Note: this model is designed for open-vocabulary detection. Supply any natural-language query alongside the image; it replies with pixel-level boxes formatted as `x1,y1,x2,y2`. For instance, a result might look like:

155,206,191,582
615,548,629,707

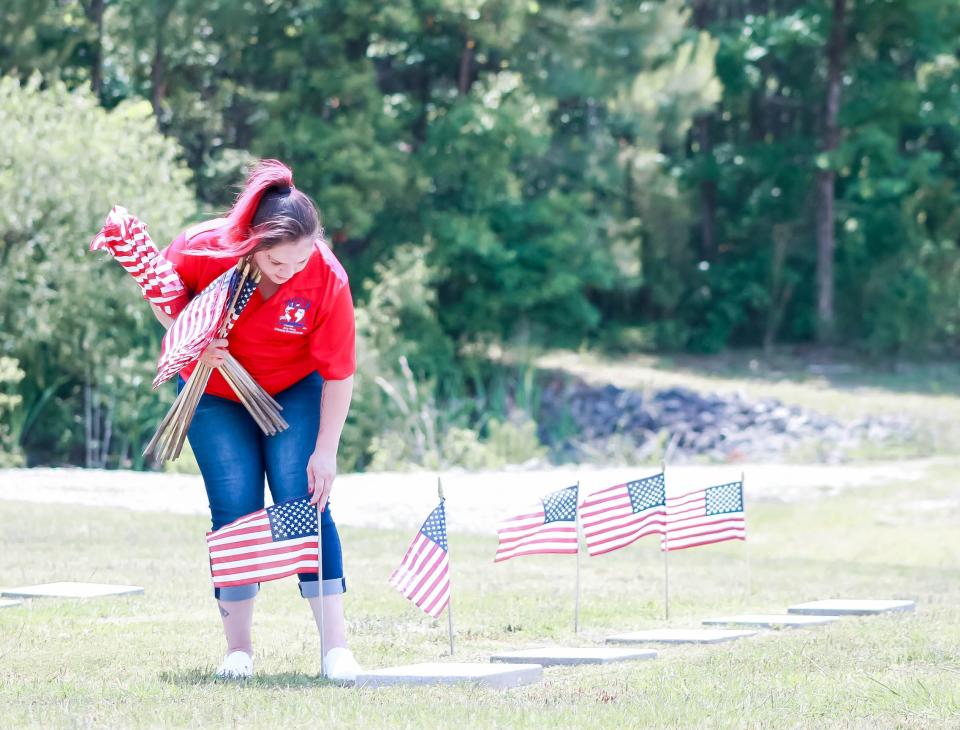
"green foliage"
674,0,960,354
0,75,196,465
8,1,960,469
0,357,25,467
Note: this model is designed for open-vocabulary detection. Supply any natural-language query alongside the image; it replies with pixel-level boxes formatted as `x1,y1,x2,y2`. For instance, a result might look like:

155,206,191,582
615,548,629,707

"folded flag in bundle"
89,206,189,316
662,480,746,552
152,266,239,388
389,501,451,618
494,485,579,562
207,497,319,589
579,473,666,557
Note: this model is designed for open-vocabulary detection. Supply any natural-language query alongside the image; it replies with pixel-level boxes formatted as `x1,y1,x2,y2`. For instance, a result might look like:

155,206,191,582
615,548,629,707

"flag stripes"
390,502,451,618
206,498,320,589
153,267,237,387
494,485,578,562
580,474,666,557
662,481,746,552
90,206,188,315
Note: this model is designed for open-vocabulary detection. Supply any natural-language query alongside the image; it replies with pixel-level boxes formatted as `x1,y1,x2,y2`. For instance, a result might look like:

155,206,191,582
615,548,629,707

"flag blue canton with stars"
542,485,578,524
267,497,318,542
627,473,666,514
420,502,448,551
705,482,744,516
233,277,258,314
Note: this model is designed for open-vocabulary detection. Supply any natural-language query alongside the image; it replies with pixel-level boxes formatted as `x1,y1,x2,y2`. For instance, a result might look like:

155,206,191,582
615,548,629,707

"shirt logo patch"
275,297,311,335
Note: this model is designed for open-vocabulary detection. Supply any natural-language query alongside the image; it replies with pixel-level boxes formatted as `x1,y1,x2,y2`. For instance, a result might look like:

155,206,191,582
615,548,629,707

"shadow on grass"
160,668,344,689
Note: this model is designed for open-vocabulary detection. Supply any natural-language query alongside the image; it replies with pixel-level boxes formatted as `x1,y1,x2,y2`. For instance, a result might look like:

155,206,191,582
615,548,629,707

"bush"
0,74,196,466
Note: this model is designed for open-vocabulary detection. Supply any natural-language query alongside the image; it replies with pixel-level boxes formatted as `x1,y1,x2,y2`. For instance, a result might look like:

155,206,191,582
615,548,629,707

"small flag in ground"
389,501,450,618
153,266,239,387
580,473,666,557
207,497,319,588
662,480,746,552
494,485,579,562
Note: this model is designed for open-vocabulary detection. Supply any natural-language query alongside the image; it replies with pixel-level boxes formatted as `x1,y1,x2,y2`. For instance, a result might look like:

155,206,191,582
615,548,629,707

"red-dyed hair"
187,159,321,258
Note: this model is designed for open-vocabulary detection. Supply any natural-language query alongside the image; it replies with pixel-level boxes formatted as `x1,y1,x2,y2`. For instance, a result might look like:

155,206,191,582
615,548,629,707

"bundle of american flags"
90,206,190,316
145,258,289,462
89,207,288,462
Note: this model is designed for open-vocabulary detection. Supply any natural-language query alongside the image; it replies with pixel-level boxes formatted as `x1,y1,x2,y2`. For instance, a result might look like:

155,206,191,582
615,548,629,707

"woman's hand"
199,338,229,368
307,446,337,511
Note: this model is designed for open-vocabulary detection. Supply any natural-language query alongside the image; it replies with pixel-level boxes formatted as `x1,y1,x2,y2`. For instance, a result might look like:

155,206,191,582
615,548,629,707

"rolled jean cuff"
299,577,347,598
215,583,259,602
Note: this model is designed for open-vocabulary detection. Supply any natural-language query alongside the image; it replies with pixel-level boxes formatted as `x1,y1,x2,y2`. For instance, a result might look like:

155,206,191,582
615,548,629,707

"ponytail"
187,159,320,258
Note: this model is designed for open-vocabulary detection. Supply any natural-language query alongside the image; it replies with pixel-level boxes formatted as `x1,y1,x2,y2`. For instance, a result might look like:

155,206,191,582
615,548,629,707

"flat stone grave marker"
702,614,838,629
788,599,915,616
1,582,144,599
491,647,657,667
0,599,22,608
354,662,543,689
606,628,757,645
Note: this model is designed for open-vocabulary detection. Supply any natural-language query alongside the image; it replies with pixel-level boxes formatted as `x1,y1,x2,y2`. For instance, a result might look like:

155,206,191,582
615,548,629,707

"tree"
814,0,848,343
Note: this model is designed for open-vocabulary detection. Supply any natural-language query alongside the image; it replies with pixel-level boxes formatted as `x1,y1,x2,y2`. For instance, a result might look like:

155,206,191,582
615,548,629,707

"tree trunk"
151,30,166,121
692,0,716,262
458,34,475,96
84,375,93,469
81,0,105,99
815,0,847,343
151,1,177,124
696,114,716,261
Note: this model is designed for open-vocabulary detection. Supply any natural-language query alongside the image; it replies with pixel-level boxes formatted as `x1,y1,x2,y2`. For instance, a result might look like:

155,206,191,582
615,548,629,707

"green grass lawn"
2,463,959,728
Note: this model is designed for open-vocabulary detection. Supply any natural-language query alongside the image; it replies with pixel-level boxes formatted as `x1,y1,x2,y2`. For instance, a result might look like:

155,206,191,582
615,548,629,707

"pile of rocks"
536,379,914,464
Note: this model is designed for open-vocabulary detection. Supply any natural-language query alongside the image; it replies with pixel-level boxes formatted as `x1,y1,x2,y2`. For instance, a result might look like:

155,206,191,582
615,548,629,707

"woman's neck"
258,278,280,300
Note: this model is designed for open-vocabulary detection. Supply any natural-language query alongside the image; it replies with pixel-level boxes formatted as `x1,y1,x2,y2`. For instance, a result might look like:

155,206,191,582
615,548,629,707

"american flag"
580,473,666,557
90,206,188,315
222,274,258,336
207,497,319,588
662,481,746,552
152,266,239,388
389,501,450,618
494,485,579,562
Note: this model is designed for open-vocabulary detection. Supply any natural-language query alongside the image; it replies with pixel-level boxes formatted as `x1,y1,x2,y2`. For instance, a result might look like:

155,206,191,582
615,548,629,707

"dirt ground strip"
0,460,933,534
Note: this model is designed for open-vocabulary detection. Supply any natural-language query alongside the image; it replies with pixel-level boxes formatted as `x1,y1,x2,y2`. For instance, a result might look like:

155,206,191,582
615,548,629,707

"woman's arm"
307,374,355,510
150,303,175,330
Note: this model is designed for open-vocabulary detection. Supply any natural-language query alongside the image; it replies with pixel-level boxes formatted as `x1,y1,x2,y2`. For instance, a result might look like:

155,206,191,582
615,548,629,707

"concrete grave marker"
787,599,915,616
0,598,22,608
702,614,838,629
606,628,757,645
491,647,657,667
1,582,144,599
354,662,543,689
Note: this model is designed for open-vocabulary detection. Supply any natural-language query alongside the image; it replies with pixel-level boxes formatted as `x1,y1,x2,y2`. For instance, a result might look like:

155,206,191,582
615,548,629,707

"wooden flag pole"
574,480,582,634
439,477,455,655
316,498,327,678
661,459,670,621
741,470,751,599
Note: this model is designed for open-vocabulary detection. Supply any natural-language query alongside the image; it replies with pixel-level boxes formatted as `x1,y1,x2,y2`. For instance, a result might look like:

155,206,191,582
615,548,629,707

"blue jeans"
180,372,346,602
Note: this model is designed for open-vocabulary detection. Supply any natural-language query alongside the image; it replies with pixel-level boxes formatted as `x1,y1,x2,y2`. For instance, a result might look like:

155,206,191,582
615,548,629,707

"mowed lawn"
1,465,959,729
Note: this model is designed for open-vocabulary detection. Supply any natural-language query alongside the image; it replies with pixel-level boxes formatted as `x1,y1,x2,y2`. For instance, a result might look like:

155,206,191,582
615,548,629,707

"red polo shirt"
161,219,356,400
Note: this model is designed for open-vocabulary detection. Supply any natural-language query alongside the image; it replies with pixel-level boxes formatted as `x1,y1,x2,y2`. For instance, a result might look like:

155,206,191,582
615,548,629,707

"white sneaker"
323,647,362,682
215,650,253,679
